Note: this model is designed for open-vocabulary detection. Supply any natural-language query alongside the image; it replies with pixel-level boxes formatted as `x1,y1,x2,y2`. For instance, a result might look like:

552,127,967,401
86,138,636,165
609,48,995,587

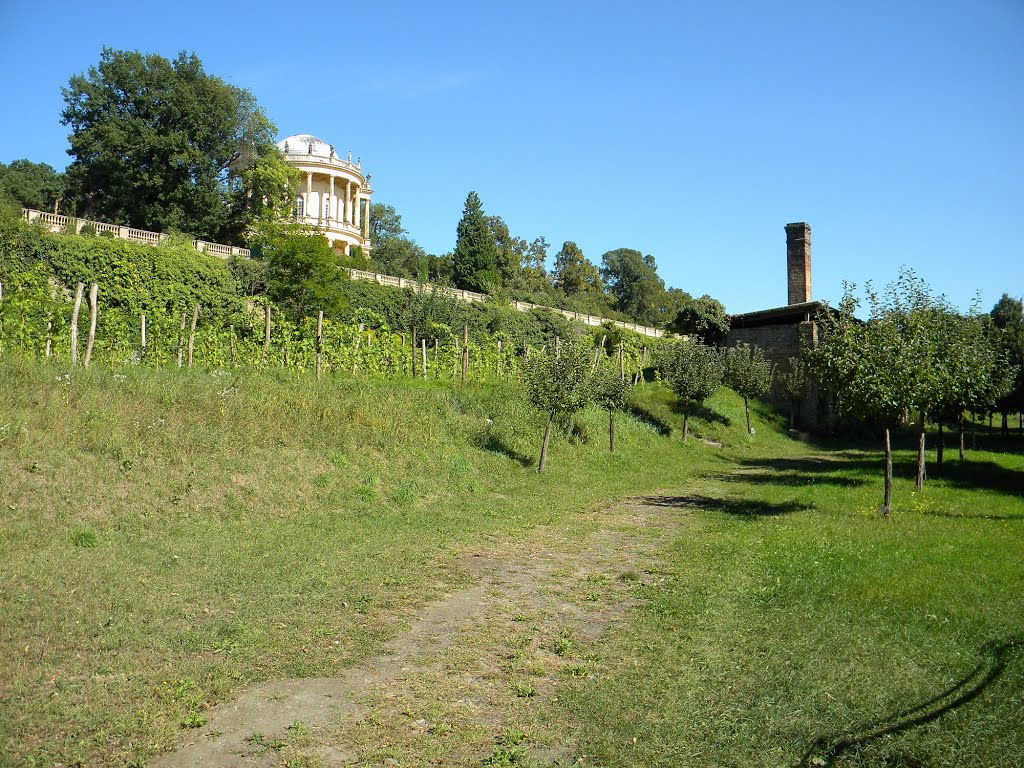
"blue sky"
1,0,1021,314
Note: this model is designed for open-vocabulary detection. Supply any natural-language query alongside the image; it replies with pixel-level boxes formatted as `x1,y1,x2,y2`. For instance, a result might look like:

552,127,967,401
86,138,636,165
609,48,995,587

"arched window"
294,196,304,218
325,197,331,219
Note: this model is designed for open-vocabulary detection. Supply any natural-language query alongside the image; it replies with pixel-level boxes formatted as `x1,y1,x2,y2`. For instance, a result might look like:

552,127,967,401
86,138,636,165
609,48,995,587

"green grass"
553,443,1024,767
1,353,1021,767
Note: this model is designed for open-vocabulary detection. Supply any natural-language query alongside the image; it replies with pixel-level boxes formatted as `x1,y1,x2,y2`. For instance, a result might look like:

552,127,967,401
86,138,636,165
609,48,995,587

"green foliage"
600,248,666,326
723,343,773,401
553,241,604,298
591,364,629,412
264,230,348,319
0,159,67,212
61,47,284,244
660,339,724,439
522,341,593,417
669,294,730,345
369,202,428,278
452,192,499,293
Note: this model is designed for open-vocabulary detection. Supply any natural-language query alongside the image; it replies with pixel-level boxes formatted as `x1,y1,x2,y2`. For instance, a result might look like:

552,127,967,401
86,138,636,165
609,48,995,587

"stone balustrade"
21,209,251,259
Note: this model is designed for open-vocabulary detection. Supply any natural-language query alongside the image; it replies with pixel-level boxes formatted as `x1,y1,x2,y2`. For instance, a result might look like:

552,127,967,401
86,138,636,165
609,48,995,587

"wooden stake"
315,310,324,381
352,323,363,375
618,344,625,381
45,314,53,358
140,313,147,360
421,338,427,380
176,311,187,368
83,283,98,368
70,283,83,366
461,323,469,383
186,302,200,368
555,335,561,359
411,325,417,378
262,305,272,365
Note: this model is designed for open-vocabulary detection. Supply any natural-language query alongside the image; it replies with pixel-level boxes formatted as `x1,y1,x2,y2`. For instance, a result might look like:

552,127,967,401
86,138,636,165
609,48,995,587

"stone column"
328,175,335,222
364,199,371,240
344,180,351,225
355,191,362,229
303,171,313,221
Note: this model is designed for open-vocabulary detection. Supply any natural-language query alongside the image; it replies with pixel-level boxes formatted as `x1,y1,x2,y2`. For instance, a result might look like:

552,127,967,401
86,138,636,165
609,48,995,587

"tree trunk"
744,397,752,435
609,410,615,452
683,408,690,443
915,412,926,492
936,422,944,476
971,411,977,449
883,427,893,516
958,415,965,461
789,404,796,429
262,305,271,365
176,311,186,368
315,310,323,381
1001,412,1008,438
538,412,554,473
186,302,200,368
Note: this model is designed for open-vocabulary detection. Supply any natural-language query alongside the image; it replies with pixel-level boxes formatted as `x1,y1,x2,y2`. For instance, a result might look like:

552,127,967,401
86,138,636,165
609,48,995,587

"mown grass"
554,440,1024,766
0,354,794,766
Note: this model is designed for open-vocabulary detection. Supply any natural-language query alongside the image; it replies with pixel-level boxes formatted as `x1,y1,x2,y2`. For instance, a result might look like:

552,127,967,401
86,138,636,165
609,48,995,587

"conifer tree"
451,191,499,293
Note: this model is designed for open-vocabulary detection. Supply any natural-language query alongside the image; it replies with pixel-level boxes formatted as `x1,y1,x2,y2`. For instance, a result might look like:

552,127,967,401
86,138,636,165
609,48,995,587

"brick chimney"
785,222,811,305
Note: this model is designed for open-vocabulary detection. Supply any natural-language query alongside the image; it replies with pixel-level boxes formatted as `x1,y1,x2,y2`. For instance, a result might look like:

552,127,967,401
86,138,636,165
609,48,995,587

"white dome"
278,133,334,156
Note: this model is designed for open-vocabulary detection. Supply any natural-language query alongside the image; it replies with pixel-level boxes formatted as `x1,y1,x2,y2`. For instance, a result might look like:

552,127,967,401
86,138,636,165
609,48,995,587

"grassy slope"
0,356,794,766
2,355,1021,767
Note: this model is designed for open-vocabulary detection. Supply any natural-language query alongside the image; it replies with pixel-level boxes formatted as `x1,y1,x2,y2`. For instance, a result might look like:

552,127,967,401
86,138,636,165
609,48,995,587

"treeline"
369,191,727,333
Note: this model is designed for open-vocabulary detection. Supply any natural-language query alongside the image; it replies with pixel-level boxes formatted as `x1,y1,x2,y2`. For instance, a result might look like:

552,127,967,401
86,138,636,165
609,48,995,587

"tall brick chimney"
785,222,811,305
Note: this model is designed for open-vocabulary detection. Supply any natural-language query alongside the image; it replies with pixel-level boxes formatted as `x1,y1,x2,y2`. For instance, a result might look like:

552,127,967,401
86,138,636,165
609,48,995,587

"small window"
294,196,304,218
325,198,331,218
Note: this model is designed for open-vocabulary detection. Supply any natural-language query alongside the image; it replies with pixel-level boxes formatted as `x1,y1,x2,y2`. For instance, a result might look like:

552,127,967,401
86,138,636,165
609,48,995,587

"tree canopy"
0,160,66,212
600,248,666,326
660,339,724,441
668,294,730,345
451,191,499,293
369,202,427,278
61,47,292,245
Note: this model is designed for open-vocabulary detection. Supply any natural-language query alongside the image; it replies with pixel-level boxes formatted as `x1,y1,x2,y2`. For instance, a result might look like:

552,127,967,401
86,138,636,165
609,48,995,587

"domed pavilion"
277,134,373,255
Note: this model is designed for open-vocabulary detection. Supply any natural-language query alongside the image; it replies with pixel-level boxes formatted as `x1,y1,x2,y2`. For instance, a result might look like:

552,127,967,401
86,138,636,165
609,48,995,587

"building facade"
278,134,373,255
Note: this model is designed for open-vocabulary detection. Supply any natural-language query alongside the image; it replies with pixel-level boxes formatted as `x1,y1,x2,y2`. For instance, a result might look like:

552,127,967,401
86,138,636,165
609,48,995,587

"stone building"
277,134,373,255
726,222,829,429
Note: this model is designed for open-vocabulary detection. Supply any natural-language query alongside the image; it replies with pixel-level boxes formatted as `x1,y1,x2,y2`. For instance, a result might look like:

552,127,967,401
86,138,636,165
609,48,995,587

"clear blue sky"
1,0,1021,314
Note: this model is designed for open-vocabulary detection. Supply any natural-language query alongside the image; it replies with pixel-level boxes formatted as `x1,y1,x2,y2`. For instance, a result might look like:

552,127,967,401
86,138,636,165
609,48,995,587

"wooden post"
352,323,363,375
883,427,893,515
186,302,200,368
70,283,83,365
140,313,147,360
262,305,272,365
915,411,926,491
176,311,186,368
461,323,469,383
229,324,236,367
315,310,324,381
411,325,417,378
592,347,601,371
83,283,98,368
421,338,427,380
555,335,561,359
618,344,625,381
45,314,53,358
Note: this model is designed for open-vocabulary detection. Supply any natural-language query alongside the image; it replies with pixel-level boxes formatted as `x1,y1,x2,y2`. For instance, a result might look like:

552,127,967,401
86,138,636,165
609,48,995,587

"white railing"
22,209,251,259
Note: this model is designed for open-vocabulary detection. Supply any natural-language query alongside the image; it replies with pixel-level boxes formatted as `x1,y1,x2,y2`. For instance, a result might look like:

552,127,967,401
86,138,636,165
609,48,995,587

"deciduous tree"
723,343,773,435
591,363,629,451
660,339,723,442
522,340,593,472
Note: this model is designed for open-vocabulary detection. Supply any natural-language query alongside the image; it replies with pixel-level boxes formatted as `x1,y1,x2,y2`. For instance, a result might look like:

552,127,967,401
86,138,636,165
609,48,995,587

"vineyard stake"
83,283,98,368
229,324,236,366
186,302,200,368
140,313,147,360
316,310,324,381
176,311,186,367
45,314,53,358
70,282,84,366
461,323,469,383
352,323,363,375
421,338,427,380
262,305,271,366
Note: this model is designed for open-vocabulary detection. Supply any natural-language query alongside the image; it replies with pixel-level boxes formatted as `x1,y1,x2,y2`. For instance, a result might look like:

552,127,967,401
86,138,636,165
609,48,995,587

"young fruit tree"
660,339,723,442
591,363,629,452
723,343,774,436
522,340,593,473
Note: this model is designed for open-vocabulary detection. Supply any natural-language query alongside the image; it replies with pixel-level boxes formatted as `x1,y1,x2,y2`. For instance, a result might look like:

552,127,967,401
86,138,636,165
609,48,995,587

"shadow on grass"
473,432,534,468
672,399,731,427
624,402,672,436
796,638,1023,767
714,470,865,488
639,494,813,518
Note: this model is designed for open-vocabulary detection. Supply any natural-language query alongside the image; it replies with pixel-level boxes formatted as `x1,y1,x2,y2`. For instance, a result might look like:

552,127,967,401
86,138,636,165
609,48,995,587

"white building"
277,134,373,255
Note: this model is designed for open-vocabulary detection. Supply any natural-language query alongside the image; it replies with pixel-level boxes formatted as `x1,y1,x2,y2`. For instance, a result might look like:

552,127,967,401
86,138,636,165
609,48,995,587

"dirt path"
153,496,682,767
